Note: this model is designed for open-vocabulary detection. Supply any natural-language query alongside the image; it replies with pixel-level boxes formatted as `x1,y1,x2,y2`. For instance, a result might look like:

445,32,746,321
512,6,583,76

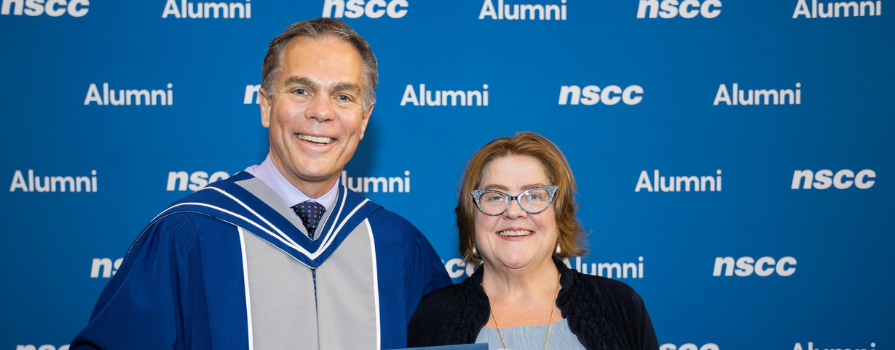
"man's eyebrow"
281,77,360,95
331,82,362,94
282,76,316,88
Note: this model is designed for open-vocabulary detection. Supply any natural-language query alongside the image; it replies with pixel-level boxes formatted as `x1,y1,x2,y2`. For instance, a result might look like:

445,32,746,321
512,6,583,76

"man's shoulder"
363,205,425,247
149,172,260,230
345,190,418,232
123,211,237,260
149,174,252,235
152,211,234,233
367,206,415,230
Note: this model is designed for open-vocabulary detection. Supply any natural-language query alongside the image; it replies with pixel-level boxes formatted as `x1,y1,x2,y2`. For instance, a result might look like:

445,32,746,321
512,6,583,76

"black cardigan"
408,259,659,350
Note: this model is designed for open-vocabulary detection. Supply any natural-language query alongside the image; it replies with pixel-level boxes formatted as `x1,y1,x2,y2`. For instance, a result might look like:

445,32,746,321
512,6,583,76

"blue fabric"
293,201,325,238
71,173,452,350
144,171,381,269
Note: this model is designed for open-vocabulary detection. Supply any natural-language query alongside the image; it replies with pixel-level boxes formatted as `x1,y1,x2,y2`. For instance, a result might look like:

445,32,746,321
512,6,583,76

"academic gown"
71,172,451,350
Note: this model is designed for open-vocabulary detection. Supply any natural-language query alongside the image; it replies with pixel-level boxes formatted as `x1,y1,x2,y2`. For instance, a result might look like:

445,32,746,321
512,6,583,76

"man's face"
260,35,372,196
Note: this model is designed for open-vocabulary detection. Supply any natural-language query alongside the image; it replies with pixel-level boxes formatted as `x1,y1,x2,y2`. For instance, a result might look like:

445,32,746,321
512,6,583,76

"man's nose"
305,95,334,122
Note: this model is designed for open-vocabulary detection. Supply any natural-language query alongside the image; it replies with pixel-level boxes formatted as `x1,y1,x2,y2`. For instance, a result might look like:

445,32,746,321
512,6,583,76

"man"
71,18,451,350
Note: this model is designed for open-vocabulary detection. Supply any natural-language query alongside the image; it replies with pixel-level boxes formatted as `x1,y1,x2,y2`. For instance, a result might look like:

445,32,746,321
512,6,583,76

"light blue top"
475,318,586,350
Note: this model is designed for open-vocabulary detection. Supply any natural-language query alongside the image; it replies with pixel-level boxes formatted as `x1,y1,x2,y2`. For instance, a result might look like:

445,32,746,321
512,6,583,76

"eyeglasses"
470,185,558,216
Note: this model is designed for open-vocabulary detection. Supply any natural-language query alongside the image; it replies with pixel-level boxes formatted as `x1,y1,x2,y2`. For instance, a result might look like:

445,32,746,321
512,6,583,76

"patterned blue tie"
292,201,325,239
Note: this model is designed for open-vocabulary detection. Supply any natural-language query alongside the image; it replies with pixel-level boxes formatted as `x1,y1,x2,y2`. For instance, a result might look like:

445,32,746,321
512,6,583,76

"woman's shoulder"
576,273,643,300
556,260,644,305
559,267,659,350
557,261,648,316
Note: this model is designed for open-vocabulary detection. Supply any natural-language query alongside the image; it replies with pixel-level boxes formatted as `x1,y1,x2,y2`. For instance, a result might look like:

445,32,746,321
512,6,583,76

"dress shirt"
244,154,339,221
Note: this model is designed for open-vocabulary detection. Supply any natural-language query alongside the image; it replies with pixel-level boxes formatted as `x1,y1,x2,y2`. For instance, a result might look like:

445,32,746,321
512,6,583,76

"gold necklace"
482,273,561,350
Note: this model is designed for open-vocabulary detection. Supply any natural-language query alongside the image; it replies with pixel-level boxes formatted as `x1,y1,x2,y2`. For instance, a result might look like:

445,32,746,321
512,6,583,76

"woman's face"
474,155,559,271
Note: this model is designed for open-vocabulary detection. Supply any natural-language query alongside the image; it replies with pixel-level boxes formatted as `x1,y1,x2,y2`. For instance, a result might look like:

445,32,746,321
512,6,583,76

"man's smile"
297,133,334,145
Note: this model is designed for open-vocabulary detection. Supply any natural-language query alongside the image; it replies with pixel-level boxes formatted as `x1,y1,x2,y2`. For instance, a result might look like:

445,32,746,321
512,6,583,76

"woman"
408,132,658,350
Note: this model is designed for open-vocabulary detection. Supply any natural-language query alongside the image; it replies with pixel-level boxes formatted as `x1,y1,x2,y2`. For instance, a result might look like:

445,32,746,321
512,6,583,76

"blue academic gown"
71,172,451,350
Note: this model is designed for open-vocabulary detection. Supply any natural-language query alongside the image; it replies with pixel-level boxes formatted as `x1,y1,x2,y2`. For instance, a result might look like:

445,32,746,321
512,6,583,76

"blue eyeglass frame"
469,185,558,216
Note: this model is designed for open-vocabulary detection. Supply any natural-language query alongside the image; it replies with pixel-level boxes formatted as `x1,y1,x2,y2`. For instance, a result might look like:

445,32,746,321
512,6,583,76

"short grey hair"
261,18,378,112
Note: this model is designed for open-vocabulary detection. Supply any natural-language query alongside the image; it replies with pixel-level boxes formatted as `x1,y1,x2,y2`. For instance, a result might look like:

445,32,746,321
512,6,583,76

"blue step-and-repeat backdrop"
1,1,893,349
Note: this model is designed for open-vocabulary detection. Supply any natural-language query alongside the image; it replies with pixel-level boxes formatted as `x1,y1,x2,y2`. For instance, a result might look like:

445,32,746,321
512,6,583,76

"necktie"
292,201,325,239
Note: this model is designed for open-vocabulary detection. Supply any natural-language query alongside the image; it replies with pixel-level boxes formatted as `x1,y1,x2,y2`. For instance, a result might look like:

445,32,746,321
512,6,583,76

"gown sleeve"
70,213,207,350
406,226,453,314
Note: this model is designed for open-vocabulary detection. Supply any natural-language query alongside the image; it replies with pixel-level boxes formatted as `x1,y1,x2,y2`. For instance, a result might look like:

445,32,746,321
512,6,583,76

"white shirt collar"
244,154,339,213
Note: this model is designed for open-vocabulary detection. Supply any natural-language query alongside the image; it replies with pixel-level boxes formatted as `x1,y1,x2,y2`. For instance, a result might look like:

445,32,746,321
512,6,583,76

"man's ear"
359,103,374,140
260,88,272,128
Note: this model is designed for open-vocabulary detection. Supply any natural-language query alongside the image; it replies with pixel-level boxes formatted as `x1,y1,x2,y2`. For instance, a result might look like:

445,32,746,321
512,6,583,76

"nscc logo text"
636,0,721,19
792,169,875,190
1,0,89,17
713,256,796,277
322,0,408,18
